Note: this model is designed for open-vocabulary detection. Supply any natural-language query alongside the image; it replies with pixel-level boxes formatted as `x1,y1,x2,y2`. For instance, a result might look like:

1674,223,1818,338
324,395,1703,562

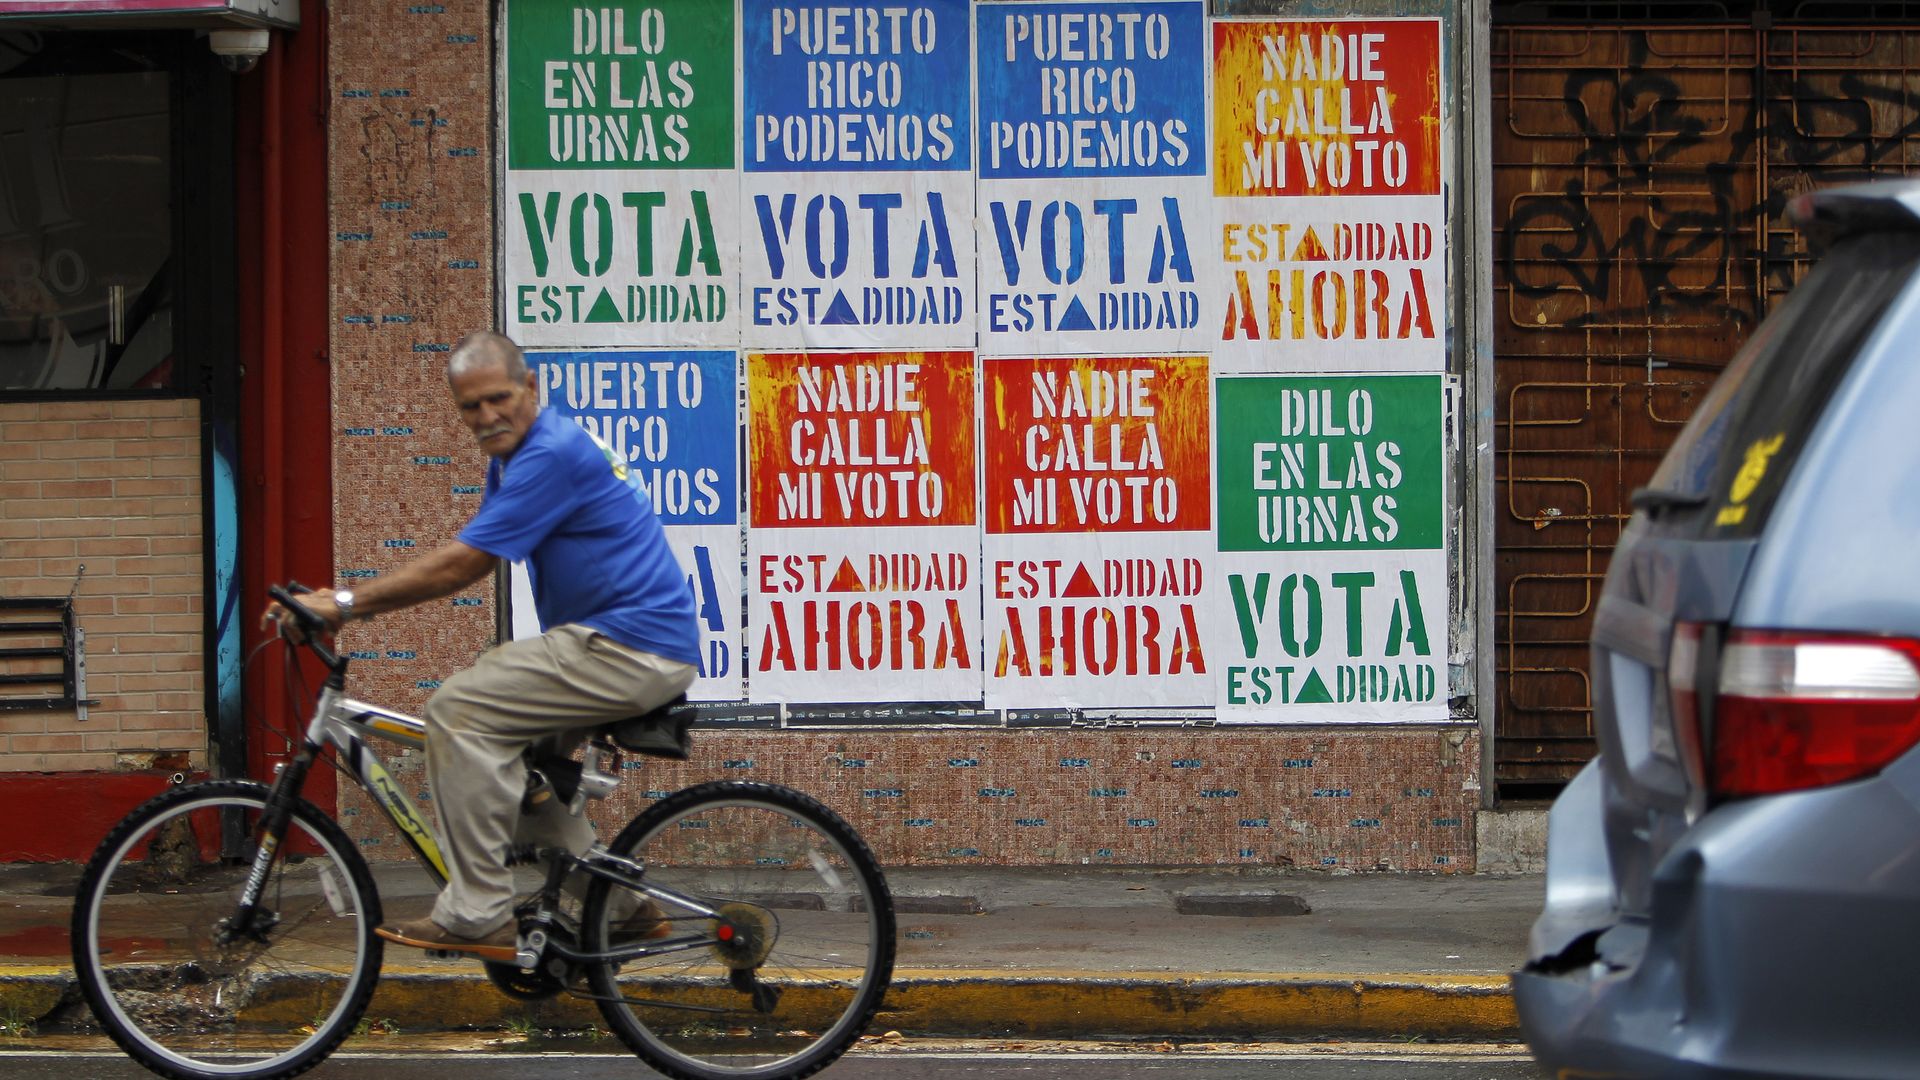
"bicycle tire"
70,780,385,1080
581,781,895,1080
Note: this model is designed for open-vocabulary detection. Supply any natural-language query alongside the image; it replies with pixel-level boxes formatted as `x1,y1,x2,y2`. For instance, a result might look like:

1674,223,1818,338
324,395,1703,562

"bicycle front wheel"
70,780,384,1080
582,781,895,1080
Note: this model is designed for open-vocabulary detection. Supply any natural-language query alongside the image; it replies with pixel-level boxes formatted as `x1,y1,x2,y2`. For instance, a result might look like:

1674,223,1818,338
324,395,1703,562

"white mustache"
477,425,512,439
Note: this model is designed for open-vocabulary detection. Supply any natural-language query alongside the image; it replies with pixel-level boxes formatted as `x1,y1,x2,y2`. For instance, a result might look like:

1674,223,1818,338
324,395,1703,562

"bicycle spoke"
73,784,383,1080
581,783,893,1080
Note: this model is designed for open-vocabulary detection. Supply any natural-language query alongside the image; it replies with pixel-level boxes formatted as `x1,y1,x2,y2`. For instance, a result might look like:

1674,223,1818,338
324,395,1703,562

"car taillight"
1668,621,1706,790
1711,631,1920,798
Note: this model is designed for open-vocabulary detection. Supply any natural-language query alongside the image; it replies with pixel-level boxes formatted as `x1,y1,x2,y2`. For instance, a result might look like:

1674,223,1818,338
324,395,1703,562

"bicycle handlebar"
269,582,346,676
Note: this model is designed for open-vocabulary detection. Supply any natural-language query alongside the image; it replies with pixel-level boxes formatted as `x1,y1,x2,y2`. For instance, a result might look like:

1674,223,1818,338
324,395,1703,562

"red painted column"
236,21,337,806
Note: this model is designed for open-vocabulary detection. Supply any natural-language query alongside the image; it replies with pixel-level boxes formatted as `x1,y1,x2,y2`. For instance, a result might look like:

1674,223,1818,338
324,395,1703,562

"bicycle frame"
246,677,729,969
309,684,451,885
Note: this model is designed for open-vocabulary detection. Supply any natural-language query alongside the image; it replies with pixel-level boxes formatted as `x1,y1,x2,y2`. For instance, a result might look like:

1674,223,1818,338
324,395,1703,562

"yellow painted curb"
3,964,1517,1040
0,967,69,1026
876,972,1517,1040
361,967,1516,1039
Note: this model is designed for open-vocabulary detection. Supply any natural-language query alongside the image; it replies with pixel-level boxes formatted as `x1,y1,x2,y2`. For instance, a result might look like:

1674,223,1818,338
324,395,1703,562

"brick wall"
0,398,206,773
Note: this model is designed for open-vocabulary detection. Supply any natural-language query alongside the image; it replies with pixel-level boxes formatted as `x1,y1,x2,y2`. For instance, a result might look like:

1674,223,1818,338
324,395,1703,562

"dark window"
0,33,175,392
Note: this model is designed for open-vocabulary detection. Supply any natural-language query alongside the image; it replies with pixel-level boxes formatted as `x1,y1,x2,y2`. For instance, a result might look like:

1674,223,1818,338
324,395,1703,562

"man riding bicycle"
262,330,698,960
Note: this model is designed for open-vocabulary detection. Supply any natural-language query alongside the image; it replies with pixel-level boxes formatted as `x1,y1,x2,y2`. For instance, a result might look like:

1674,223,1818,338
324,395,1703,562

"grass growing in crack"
0,1008,32,1038
300,1011,400,1038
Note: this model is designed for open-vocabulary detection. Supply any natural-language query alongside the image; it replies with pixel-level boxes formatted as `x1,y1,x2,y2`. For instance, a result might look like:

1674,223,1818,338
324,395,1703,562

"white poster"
746,349,981,702
749,526,981,702
975,1,1214,357
503,170,742,349
1211,193,1443,373
739,0,975,351
1209,18,1445,373
742,172,974,350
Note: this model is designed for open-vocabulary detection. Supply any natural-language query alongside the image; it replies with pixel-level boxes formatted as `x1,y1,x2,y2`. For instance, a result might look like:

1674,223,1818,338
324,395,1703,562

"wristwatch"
333,589,356,622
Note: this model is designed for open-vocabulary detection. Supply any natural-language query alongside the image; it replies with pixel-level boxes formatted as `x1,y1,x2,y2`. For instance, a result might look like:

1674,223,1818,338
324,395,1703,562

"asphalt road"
0,1044,1545,1079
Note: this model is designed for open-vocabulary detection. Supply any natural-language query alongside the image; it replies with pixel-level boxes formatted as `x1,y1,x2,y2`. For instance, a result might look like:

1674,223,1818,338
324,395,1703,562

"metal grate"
1787,1,1920,20
1491,19,1920,793
1494,1,1738,22
0,598,94,717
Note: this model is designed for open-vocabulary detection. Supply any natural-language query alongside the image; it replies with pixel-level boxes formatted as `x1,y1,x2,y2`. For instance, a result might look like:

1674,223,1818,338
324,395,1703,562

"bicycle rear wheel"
582,781,895,1080
70,780,384,1080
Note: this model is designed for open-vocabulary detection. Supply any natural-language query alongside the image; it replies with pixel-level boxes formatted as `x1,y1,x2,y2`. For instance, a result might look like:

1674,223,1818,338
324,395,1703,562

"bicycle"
70,584,896,1080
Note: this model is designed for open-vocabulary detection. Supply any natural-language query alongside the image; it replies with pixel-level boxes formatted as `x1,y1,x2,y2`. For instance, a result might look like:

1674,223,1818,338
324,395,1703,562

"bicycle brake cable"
243,627,384,783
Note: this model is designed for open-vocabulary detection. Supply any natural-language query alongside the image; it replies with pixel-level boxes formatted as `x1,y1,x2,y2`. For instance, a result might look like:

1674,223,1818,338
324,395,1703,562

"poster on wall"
501,0,742,348
975,0,1213,355
1209,18,1443,372
1210,373,1446,722
746,350,981,702
509,350,744,701
982,355,1211,709
740,0,975,351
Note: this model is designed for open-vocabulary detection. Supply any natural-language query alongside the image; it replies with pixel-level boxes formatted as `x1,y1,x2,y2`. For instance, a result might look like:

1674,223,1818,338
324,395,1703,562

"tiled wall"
327,0,503,842
0,399,205,772
354,727,1479,869
328,0,498,719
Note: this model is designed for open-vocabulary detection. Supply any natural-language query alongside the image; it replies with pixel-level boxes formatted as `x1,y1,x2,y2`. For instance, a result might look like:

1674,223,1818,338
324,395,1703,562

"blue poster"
530,350,738,527
976,0,1205,180
744,0,972,173
525,349,744,698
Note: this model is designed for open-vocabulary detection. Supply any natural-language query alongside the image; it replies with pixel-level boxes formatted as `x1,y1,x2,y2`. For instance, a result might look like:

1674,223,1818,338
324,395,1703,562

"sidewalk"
0,863,1537,1041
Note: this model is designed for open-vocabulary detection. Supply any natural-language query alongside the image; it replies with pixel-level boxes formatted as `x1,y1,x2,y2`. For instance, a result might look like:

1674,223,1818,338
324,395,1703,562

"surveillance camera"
208,28,270,73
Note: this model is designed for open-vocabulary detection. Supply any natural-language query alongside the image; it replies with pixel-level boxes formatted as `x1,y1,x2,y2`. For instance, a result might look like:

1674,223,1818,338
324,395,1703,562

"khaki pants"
423,623,695,936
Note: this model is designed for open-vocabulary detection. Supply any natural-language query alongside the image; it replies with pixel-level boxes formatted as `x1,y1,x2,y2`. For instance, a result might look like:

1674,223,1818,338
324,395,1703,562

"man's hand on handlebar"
259,592,342,643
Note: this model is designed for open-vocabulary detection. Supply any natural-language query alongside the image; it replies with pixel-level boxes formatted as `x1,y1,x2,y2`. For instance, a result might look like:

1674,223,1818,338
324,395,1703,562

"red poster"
748,350,976,530
1212,19,1442,198
984,356,1210,535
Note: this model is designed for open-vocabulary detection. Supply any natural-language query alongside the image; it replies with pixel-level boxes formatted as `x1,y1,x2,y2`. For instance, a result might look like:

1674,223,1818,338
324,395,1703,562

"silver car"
1514,180,1920,1080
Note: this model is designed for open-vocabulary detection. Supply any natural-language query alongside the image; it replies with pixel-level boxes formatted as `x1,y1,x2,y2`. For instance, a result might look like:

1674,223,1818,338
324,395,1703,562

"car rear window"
1645,232,1920,539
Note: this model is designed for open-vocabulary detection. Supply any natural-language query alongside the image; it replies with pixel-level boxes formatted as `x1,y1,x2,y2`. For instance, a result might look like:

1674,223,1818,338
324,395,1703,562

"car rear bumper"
1516,755,1920,1080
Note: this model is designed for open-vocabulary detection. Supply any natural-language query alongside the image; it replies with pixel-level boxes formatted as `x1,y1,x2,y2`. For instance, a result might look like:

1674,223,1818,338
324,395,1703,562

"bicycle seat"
593,694,696,761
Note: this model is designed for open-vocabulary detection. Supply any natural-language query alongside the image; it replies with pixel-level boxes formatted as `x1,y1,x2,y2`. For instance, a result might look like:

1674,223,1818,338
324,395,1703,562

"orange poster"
747,350,977,530
983,356,1210,535
981,355,1214,710
1212,19,1441,198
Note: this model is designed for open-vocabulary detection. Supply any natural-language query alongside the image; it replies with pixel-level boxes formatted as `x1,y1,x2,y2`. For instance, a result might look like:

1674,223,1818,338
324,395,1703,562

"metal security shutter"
1491,3,1920,795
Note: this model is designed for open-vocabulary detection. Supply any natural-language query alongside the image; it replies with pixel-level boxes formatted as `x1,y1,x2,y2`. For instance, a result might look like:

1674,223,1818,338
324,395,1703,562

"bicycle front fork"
221,743,321,942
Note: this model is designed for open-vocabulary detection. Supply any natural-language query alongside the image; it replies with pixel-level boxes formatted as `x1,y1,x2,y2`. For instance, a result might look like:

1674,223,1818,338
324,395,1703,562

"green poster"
1216,375,1443,553
505,0,734,171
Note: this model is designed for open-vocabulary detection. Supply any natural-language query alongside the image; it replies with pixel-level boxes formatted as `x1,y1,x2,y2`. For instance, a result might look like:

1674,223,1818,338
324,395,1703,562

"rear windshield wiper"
1630,486,1710,514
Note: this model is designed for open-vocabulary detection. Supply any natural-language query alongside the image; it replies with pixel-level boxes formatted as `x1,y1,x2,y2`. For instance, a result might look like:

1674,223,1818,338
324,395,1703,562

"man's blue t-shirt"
458,409,699,665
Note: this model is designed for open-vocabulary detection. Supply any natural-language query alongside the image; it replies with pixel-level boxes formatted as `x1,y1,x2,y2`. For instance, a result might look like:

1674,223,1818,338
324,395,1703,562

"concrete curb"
0,966,66,1028
1,964,1518,1041
879,971,1517,1041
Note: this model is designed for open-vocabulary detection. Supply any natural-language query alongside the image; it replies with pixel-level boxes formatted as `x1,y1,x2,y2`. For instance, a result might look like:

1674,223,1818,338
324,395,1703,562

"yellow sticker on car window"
1716,433,1784,526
